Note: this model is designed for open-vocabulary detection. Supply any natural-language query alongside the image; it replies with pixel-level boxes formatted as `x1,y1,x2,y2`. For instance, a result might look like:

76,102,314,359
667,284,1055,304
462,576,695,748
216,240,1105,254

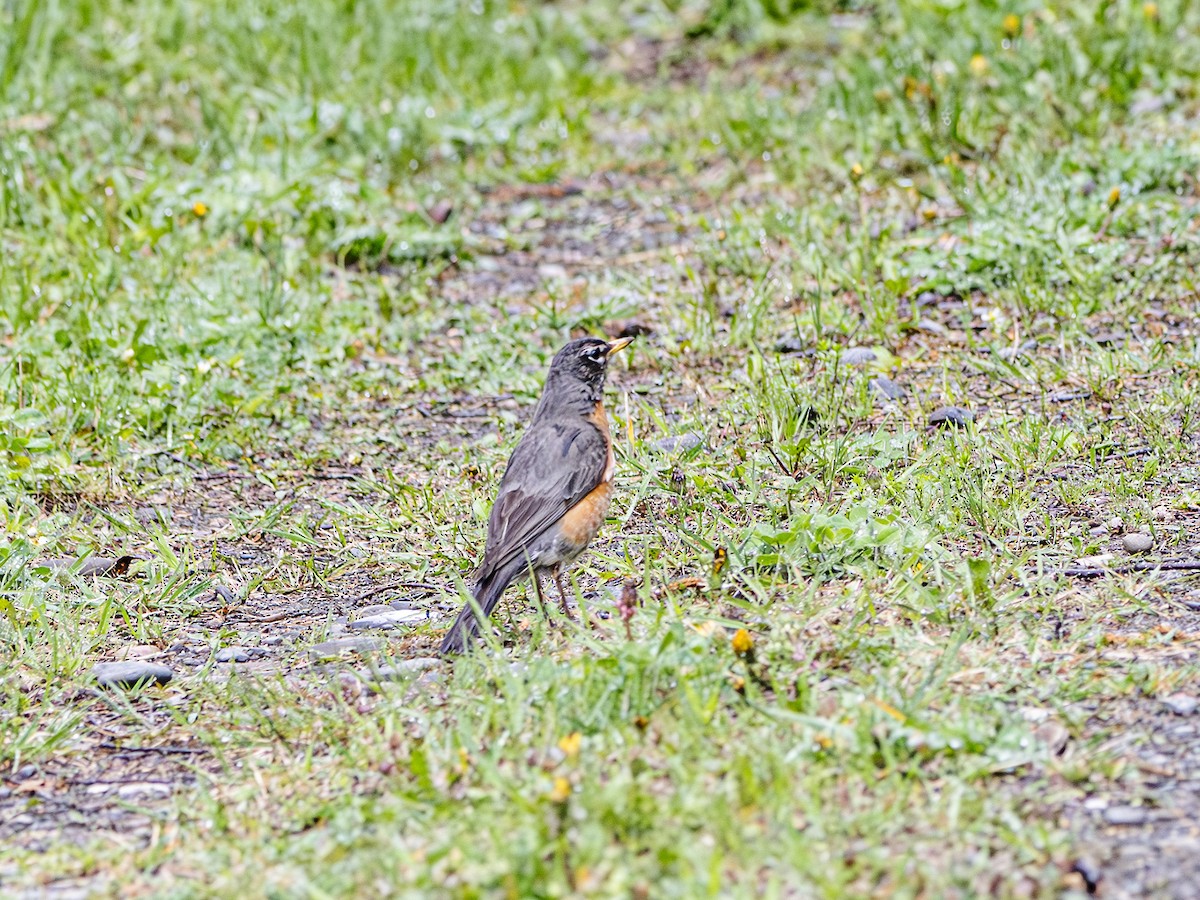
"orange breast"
558,480,613,549
558,401,615,551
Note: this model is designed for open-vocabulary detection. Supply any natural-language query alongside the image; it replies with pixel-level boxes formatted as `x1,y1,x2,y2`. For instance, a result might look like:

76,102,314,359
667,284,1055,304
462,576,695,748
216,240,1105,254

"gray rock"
215,647,250,663
929,406,974,428
841,347,878,366
361,658,442,681
16,764,36,780
774,337,810,355
354,604,395,618
1034,720,1070,756
116,782,171,799
653,433,704,454
260,636,284,646
1103,805,1148,826
1163,694,1198,716
309,636,383,659
869,376,906,401
347,609,429,630
1122,532,1154,554
92,661,174,689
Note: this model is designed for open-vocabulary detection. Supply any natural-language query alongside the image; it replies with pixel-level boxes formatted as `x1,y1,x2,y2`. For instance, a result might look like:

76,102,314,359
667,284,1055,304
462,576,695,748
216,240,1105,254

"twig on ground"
1059,559,1200,578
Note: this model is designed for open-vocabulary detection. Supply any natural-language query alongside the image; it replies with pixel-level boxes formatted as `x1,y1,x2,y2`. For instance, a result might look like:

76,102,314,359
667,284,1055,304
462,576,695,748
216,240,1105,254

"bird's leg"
532,572,552,621
553,567,576,621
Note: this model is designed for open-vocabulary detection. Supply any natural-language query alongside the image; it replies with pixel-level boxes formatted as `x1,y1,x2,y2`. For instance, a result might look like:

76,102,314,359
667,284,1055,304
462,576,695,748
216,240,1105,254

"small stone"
653,433,704,454
1107,516,1124,531
212,585,237,604
1075,554,1114,569
115,644,161,661
17,764,36,780
1103,805,1147,826
1163,694,1198,716
116,782,171,799
1122,533,1154,554
92,661,174,689
260,636,284,646
1034,720,1070,756
868,376,906,401
774,337,810,355
309,636,383,659
427,199,453,224
354,604,395,618
537,263,568,281
361,658,442,681
347,609,429,631
841,347,878,366
929,406,974,428
215,647,250,663
1070,858,1101,894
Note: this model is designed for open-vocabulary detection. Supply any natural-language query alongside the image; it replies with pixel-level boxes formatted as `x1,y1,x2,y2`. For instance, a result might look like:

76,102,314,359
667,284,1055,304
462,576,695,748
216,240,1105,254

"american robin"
438,336,634,655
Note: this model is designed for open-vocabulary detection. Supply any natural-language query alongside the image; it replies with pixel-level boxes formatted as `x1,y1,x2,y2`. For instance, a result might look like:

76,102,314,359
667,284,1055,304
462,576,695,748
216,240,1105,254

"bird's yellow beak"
606,336,635,356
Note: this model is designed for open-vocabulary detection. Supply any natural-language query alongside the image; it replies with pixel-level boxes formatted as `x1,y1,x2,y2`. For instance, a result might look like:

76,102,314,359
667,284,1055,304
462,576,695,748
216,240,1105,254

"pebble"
309,636,383,659
1163,694,1198,716
653,433,704,454
212,585,237,604
537,263,568,281
92,661,174,689
115,644,161,660
215,647,250,663
1034,720,1070,756
1122,533,1154,554
355,604,395,618
868,376,906,401
1107,516,1124,531
360,658,442,681
116,782,172,799
1070,858,1101,893
928,406,974,428
841,347,877,366
260,636,284,646
17,764,36,780
347,609,429,631
1103,805,1148,826
774,337,810,355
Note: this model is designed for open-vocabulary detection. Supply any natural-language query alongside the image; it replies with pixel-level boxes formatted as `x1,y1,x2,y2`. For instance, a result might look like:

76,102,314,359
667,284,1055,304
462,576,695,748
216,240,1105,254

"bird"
438,335,634,655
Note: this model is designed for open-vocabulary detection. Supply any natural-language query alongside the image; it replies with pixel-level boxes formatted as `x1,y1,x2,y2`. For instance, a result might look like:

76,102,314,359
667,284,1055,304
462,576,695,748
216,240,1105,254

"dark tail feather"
438,563,520,655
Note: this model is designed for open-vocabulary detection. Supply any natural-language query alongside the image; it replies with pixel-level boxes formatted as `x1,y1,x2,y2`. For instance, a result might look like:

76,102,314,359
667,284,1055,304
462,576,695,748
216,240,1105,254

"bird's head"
541,336,634,405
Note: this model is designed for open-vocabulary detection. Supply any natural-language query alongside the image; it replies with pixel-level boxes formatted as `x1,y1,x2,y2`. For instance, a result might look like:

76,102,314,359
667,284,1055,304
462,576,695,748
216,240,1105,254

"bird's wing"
479,419,609,573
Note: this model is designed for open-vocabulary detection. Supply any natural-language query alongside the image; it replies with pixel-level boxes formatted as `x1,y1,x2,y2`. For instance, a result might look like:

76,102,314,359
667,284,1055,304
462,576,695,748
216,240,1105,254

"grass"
3,0,1200,896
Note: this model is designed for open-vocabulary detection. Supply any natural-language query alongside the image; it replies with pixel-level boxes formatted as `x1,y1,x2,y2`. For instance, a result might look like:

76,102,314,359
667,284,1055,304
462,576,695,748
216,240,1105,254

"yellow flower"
849,163,865,182
1143,2,1158,20
1108,187,1121,208
549,776,571,803
969,54,989,77
732,628,754,657
192,201,208,218
1002,14,1021,37
557,732,582,759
